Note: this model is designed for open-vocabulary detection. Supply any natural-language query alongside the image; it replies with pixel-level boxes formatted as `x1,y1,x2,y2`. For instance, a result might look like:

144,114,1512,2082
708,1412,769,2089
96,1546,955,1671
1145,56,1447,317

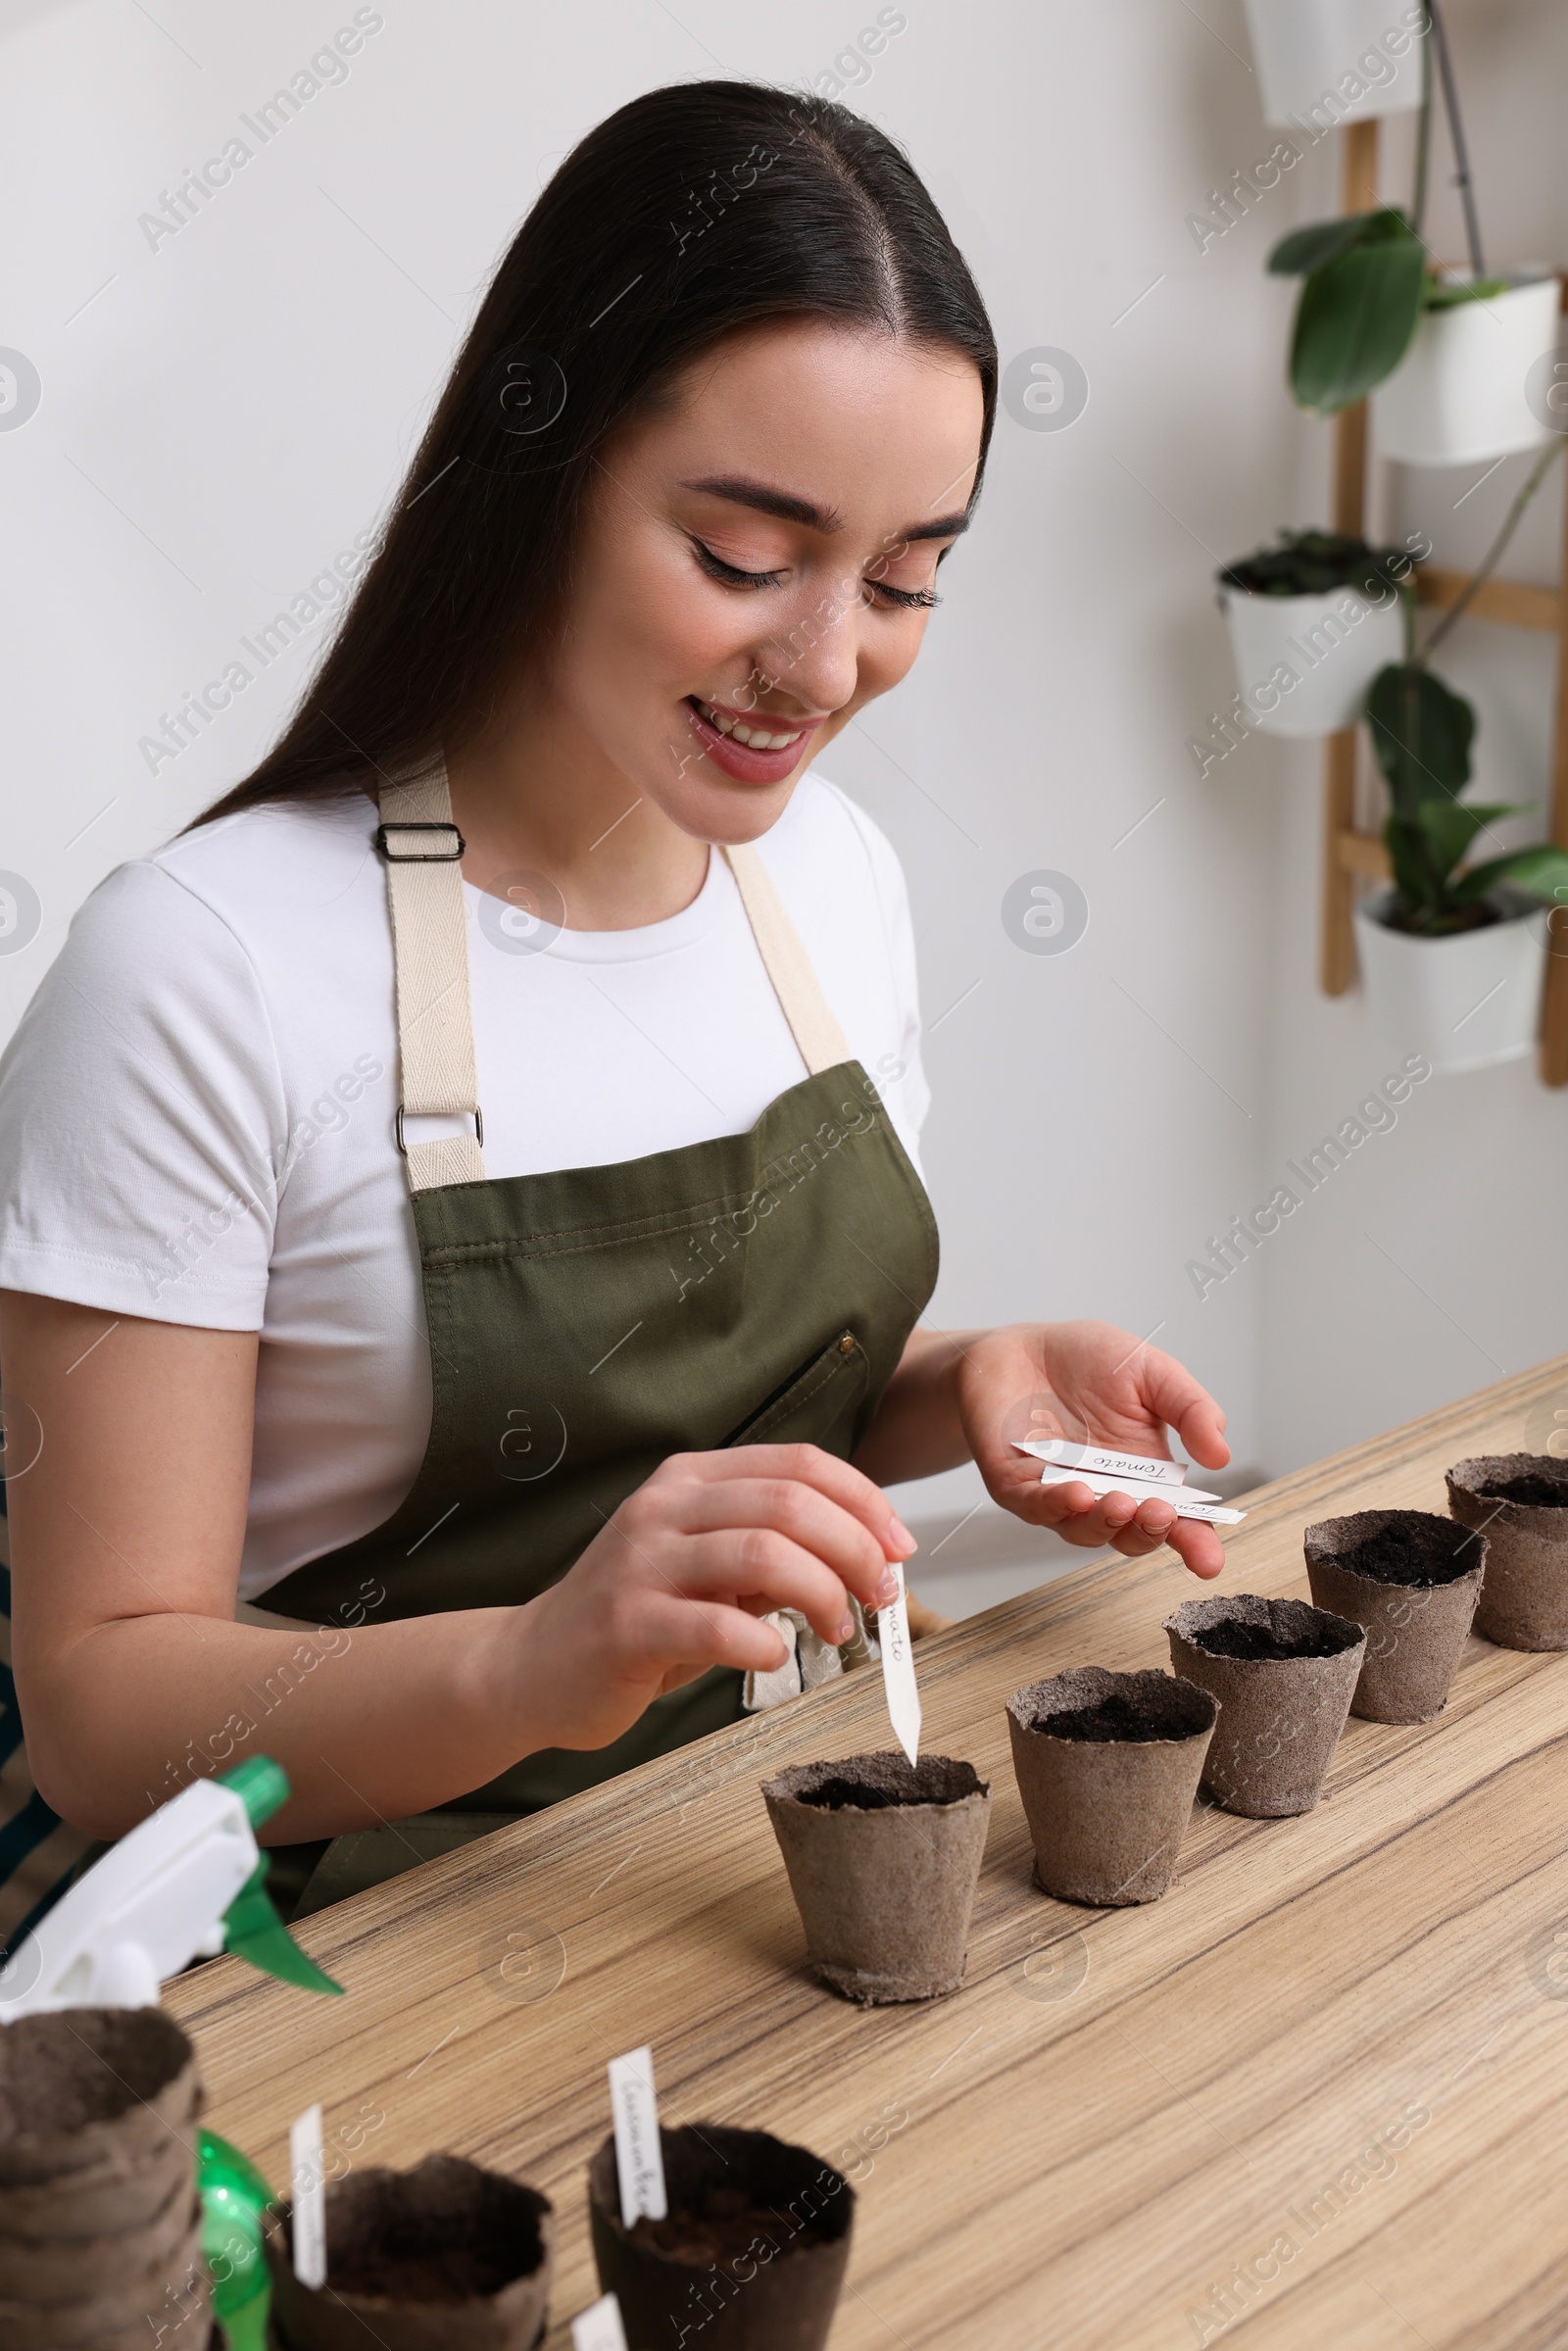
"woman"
0,82,1229,1922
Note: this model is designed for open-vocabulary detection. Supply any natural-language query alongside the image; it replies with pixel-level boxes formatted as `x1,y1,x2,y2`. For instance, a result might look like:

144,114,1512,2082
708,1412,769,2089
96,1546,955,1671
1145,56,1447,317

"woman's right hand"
505,1444,916,1752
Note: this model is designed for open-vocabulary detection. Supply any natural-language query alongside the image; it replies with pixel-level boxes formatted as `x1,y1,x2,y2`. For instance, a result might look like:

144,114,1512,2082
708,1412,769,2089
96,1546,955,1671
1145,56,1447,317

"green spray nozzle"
218,1759,343,1998
220,1754,292,1833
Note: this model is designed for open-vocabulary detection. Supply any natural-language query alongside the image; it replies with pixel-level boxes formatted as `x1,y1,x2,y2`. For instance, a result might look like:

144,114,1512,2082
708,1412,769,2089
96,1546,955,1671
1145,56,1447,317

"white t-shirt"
0,774,929,1599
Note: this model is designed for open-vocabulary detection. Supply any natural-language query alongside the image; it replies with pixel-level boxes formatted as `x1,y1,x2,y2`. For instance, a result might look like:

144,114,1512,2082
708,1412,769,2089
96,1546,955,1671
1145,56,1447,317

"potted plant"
1005,1668,1216,1906
1217,529,1412,738
1447,1452,1568,1649
588,2123,854,2351
1242,0,1428,132
760,1752,990,2004
1303,1509,1485,1721
1266,1,1559,465
1164,1594,1365,1817
1353,534,1568,1070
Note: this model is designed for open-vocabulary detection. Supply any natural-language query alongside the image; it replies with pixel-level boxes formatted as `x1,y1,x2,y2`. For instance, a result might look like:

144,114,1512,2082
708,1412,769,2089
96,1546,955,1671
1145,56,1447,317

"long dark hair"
197,80,997,825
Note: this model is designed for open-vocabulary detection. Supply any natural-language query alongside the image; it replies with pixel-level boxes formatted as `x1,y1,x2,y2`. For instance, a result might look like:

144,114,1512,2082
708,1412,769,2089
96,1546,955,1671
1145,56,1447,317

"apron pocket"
722,1329,869,1452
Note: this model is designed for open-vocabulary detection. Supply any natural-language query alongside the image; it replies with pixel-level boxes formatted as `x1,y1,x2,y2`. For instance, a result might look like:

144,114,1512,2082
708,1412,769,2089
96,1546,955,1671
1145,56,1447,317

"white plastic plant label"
1021,1438,1192,1489
289,2101,327,2289
572,2292,629,2351
1010,1442,1246,1526
878,1559,922,1766
609,2045,666,2228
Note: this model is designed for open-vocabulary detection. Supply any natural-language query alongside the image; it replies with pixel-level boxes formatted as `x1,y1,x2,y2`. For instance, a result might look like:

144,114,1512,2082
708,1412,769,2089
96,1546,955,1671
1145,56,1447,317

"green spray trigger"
218,1760,343,1997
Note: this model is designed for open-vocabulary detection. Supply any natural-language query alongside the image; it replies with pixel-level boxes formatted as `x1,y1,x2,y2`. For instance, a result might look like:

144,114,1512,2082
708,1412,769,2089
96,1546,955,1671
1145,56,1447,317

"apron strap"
721,843,850,1076
377,768,851,1195
377,760,486,1191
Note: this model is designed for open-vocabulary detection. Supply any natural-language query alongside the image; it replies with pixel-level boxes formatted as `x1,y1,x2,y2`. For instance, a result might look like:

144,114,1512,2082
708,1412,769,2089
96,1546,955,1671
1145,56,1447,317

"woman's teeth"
693,698,805,752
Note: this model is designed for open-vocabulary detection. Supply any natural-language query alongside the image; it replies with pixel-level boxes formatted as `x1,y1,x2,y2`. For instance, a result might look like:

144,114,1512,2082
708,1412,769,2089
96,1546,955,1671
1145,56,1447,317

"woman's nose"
753,580,862,717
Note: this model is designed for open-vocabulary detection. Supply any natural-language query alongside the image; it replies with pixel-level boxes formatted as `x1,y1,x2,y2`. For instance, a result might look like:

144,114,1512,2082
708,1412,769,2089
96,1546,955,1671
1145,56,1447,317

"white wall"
2,0,1561,1560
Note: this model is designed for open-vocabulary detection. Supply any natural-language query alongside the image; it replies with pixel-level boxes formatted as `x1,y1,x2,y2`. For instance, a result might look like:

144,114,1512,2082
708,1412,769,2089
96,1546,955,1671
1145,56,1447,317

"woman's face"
535,318,985,845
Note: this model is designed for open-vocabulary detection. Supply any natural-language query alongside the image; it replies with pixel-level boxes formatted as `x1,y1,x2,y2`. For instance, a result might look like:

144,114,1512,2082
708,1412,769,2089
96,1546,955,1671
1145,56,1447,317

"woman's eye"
690,536,941,611
869,579,941,611
690,538,787,590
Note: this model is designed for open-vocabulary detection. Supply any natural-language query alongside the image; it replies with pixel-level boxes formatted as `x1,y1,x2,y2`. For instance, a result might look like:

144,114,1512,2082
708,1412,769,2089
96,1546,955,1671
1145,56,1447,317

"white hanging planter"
1222,584,1405,738
1373,276,1560,467
1354,887,1547,1073
1242,0,1427,129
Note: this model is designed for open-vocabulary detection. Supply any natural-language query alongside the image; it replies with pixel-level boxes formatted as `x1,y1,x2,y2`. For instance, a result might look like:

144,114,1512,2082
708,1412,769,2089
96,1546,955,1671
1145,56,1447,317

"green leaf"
1384,813,1443,916
1452,843,1568,904
1267,208,1410,276
1365,663,1475,817
1289,232,1427,413
1414,801,1516,894
1268,215,1376,276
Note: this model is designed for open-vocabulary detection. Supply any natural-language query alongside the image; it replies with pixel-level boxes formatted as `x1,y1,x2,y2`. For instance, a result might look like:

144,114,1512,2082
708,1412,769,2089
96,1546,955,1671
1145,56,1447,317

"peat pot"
0,2008,205,2351
1304,1509,1484,1722
1165,1594,1365,1817
589,2124,853,2351
267,2155,554,2351
1448,1452,1568,1649
1006,1668,1216,1906
761,1752,990,2004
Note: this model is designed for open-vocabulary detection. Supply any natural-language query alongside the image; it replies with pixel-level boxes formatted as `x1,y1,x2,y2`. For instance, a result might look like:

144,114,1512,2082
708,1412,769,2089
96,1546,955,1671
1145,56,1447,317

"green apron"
260,761,938,1918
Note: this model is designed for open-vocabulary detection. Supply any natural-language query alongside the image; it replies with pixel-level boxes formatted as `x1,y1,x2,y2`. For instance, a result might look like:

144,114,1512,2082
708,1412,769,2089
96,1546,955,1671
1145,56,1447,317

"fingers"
635,1587,798,1677
670,1529,864,1647
676,1476,898,1612
678,1445,916,1563
1133,1347,1231,1471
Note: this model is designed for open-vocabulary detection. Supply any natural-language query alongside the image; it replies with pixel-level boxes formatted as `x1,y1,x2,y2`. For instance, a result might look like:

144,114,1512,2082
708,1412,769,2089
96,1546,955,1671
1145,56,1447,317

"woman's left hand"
956,1319,1231,1579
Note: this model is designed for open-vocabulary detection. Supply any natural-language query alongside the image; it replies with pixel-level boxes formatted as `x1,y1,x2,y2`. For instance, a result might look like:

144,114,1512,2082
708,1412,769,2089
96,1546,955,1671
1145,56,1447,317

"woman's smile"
684,693,824,783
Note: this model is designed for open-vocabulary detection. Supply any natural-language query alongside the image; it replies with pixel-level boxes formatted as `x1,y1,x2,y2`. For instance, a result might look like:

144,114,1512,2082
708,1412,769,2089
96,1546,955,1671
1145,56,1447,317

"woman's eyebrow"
677,474,970,544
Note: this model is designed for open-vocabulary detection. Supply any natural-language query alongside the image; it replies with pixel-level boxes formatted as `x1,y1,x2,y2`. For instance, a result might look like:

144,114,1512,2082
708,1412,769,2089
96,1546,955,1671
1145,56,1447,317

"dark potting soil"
1341,1517,1481,1585
1375,899,1501,938
1194,1616,1350,1662
326,2245,518,2302
300,2156,548,2306
1037,1693,1187,1743
1477,1469,1568,1508
0,2009,192,2138
629,2186,823,2271
791,1753,986,1810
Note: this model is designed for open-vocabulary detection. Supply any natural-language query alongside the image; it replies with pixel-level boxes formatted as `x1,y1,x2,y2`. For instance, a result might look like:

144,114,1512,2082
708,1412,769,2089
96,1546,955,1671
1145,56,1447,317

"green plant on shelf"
1263,0,1519,416
1249,0,1568,939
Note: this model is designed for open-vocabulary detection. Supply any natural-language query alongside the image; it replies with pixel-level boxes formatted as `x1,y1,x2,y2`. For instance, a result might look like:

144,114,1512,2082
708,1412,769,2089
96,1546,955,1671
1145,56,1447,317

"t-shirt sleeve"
0,860,288,1330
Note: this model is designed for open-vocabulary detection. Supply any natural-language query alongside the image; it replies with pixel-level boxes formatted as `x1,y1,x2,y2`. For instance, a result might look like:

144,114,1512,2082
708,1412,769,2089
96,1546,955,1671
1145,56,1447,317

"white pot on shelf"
1372,276,1560,467
1221,583,1405,739
1353,887,1547,1073
1242,0,1426,128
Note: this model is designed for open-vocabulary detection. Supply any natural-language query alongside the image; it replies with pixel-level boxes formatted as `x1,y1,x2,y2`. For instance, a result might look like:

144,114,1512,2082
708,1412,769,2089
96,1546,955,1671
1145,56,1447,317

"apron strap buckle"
376,820,466,861
396,1103,484,1154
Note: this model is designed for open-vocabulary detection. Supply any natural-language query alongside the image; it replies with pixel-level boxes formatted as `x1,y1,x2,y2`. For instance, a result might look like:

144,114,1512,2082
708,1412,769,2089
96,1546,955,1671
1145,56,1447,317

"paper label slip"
1017,1439,1191,1489
609,2046,666,2228
289,2102,327,2289
878,1559,922,1767
1030,1465,1245,1525
573,2292,629,2351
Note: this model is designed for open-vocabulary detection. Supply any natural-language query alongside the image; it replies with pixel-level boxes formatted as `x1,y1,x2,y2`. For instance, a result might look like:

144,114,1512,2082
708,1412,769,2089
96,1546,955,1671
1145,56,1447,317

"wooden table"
170,1359,1568,2349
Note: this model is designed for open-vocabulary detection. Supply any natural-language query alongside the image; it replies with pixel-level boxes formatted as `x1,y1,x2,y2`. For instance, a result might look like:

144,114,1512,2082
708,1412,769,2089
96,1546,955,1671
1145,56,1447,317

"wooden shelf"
1321,121,1568,1085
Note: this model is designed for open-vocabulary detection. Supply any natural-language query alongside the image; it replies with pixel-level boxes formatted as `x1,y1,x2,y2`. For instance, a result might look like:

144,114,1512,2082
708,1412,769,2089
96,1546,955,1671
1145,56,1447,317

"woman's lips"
683,696,820,783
